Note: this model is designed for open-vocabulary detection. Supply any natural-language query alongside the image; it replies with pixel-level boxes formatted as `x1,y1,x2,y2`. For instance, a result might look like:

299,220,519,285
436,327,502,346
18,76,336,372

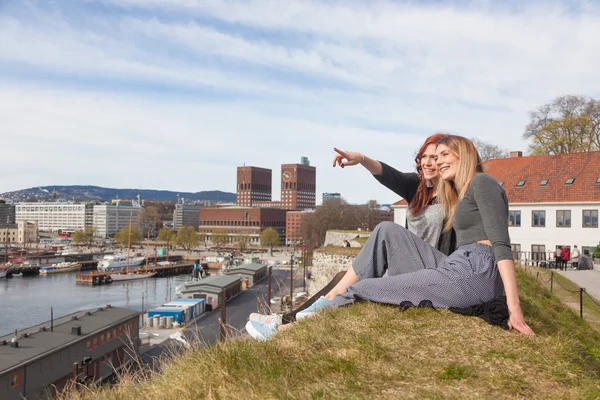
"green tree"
211,229,228,249
73,227,95,246
234,233,251,252
158,227,176,249
176,226,199,251
523,95,600,155
114,225,142,247
260,227,280,255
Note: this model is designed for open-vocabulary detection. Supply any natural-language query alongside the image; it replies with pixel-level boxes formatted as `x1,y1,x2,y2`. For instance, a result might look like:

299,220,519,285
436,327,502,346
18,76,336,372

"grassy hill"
60,268,600,400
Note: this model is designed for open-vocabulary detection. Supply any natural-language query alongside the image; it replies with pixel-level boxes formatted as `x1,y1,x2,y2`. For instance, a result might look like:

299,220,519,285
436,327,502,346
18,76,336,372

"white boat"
39,262,81,274
0,268,7,279
110,271,157,281
97,255,145,272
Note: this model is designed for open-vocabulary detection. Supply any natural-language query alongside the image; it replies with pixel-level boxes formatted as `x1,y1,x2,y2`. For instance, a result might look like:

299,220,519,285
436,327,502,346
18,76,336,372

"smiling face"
419,144,439,182
435,143,460,182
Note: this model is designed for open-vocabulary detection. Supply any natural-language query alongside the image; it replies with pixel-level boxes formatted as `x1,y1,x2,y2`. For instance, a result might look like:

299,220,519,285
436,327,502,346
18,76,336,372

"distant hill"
0,185,236,203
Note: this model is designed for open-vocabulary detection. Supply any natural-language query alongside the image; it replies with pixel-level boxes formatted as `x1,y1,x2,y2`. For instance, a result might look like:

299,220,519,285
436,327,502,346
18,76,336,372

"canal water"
1,272,194,337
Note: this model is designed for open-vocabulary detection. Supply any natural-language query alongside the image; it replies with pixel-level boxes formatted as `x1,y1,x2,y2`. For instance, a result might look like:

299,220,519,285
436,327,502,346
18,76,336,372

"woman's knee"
374,221,405,237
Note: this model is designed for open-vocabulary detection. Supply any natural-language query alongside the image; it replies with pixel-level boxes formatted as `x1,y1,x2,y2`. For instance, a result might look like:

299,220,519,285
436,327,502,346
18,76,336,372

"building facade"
236,166,272,206
281,162,316,210
392,151,600,261
0,306,139,400
198,207,287,245
0,200,15,227
92,205,141,238
285,210,314,245
322,192,341,203
224,263,267,286
15,202,88,233
178,275,243,308
172,204,202,230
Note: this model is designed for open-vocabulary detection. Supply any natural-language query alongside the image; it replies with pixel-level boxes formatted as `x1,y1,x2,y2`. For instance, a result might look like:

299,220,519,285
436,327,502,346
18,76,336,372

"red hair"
408,133,449,216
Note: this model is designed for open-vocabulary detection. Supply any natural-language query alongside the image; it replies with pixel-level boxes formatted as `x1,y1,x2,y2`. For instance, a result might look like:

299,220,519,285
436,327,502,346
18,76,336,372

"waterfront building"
281,160,316,210
172,204,202,231
285,210,314,246
15,202,93,233
322,192,341,203
0,221,39,245
236,166,272,206
92,204,141,238
0,200,15,227
178,275,243,308
0,306,139,400
224,263,267,286
198,207,286,245
236,157,316,211
393,151,600,261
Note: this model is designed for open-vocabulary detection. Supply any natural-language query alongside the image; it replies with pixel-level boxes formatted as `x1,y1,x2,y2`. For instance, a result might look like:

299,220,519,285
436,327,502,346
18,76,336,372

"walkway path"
556,270,600,301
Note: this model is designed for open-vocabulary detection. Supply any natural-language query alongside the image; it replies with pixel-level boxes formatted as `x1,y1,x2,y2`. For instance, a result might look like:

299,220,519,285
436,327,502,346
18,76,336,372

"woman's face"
420,144,439,181
436,144,459,181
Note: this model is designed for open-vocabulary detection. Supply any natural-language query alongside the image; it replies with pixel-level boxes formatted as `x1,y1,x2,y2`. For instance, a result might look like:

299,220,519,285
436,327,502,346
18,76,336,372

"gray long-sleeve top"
453,173,513,263
373,162,455,256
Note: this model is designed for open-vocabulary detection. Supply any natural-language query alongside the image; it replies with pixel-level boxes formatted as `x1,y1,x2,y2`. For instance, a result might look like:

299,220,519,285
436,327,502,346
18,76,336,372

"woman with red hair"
246,134,454,339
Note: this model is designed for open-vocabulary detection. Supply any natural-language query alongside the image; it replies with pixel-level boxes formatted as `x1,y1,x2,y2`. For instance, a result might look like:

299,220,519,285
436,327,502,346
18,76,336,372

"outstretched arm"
333,148,382,175
497,259,535,336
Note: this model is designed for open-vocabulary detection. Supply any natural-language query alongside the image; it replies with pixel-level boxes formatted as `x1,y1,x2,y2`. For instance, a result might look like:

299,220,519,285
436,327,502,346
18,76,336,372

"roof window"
516,180,526,187
498,182,504,187
540,180,549,186
596,177,600,184
565,178,575,185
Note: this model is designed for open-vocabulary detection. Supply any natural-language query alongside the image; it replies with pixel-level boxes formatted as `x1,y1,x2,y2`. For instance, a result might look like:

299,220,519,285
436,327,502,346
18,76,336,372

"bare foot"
277,322,296,332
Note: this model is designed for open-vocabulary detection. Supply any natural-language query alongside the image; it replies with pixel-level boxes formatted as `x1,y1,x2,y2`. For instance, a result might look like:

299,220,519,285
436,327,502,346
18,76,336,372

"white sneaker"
248,313,282,325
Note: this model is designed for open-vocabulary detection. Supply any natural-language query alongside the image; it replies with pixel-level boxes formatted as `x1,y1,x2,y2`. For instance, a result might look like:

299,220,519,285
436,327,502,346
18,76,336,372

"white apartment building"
93,204,141,238
392,151,600,262
15,202,91,233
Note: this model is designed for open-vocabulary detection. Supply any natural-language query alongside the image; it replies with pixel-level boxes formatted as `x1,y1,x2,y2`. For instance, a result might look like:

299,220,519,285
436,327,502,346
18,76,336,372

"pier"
76,262,196,285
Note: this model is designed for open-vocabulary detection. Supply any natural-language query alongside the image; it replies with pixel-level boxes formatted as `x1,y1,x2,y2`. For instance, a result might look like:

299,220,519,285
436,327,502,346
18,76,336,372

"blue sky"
1,0,600,204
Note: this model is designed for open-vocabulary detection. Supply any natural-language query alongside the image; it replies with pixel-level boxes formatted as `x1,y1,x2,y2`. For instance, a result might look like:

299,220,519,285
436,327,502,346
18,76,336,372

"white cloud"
1,0,600,203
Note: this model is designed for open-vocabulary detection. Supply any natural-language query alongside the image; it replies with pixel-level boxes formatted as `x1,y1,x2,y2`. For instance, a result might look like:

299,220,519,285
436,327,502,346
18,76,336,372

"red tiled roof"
484,151,600,203
392,199,407,206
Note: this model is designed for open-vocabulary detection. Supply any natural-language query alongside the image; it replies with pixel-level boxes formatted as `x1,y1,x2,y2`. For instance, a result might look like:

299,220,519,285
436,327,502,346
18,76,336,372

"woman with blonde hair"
248,135,534,338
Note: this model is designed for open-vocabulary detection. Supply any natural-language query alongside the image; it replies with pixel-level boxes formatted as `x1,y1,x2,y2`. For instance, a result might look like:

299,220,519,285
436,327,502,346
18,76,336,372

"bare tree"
471,138,508,162
523,95,600,155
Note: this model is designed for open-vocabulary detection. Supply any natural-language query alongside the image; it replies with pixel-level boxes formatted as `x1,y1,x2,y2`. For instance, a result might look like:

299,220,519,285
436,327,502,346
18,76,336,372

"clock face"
282,171,292,181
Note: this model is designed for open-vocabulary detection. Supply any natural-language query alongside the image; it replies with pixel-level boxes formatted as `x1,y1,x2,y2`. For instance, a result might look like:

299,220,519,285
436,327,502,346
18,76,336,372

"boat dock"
76,262,196,285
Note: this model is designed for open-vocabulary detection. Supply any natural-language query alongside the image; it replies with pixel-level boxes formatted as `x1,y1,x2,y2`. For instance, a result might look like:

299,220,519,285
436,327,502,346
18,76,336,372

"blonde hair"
437,135,484,231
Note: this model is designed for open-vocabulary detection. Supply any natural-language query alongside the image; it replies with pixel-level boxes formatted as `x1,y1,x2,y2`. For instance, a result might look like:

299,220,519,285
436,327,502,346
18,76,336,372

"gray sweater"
453,173,512,263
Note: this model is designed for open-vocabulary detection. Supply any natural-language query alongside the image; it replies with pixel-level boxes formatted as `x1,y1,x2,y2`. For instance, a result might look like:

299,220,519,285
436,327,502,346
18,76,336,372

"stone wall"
307,249,359,296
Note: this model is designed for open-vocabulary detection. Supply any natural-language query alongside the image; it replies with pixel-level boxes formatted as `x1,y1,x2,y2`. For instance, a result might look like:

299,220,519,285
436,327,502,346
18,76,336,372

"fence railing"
532,269,600,320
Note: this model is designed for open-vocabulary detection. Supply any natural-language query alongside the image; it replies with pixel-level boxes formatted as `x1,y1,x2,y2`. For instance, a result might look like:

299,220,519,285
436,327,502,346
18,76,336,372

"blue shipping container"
148,307,186,323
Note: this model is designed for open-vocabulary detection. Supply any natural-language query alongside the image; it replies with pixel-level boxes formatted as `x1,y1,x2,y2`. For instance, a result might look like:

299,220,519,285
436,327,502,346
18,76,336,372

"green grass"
59,268,600,400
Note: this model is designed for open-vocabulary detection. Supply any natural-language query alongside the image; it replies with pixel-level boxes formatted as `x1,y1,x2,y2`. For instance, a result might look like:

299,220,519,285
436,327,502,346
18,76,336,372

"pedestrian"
555,247,562,269
571,245,580,270
561,246,570,270
247,135,534,339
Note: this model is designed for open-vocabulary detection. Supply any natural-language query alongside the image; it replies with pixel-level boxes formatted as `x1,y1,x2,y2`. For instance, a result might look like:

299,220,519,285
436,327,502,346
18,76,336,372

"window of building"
511,244,521,260
565,178,575,184
532,244,546,261
596,177,600,184
508,211,521,227
583,210,599,228
516,180,526,187
556,210,571,227
540,179,548,186
532,210,545,227
10,372,21,388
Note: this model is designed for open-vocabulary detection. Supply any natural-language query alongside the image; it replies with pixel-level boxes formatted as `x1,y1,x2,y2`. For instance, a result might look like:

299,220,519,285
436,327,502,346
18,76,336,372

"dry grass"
58,269,600,400
314,246,361,256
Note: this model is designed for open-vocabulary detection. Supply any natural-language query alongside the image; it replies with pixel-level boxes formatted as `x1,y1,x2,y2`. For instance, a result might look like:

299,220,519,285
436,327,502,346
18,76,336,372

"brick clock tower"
281,162,316,210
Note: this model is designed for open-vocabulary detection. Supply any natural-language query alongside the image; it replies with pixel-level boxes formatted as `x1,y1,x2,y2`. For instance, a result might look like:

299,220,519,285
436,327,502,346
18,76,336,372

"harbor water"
1,272,192,337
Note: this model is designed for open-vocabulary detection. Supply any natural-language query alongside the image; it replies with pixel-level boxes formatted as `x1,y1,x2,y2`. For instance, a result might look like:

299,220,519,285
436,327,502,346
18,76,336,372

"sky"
1,0,600,205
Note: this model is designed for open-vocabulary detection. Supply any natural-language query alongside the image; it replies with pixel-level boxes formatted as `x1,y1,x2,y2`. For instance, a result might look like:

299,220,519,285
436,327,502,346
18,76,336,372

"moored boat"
40,262,81,274
98,255,145,272
110,271,157,281
0,268,6,279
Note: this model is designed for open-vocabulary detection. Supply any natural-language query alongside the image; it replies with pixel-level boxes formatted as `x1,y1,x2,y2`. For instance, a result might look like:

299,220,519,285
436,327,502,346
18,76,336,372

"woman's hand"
507,305,535,336
333,148,364,168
